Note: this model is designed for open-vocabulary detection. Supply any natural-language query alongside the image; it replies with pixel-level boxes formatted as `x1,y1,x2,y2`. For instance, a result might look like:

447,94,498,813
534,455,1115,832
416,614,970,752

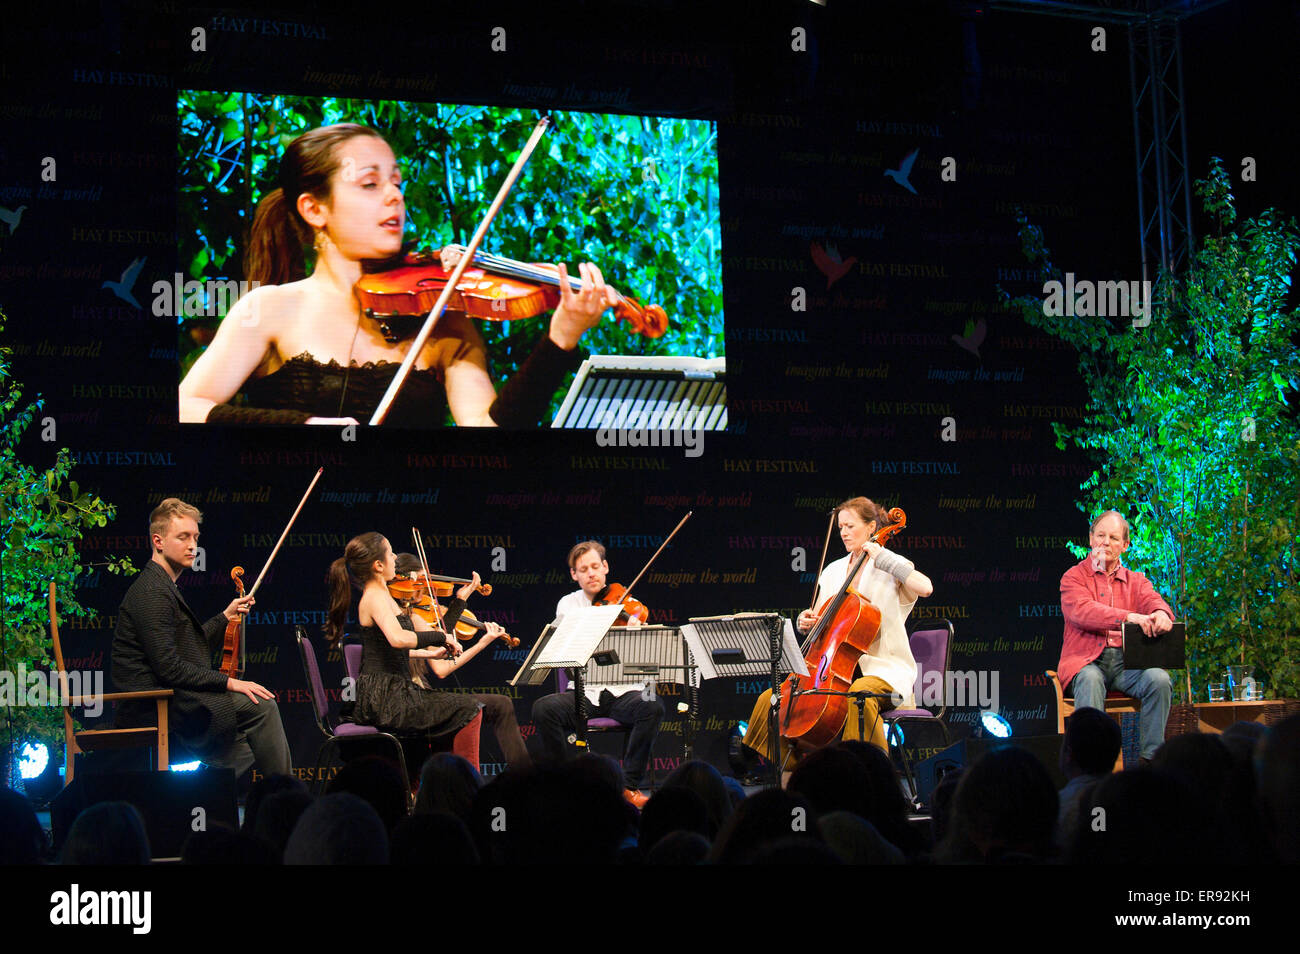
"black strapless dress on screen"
238,352,447,427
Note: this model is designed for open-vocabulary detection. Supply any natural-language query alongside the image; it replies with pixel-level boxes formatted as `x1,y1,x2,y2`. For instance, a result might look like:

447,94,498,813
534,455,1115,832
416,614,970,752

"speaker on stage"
50,767,238,859
914,735,1065,809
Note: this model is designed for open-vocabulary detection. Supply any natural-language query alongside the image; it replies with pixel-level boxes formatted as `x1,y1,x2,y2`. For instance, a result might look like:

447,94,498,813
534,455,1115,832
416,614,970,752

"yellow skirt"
741,676,896,766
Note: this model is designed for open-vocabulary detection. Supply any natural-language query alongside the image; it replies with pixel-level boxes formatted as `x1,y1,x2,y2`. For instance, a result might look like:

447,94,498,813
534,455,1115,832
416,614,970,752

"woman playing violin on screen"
179,123,617,427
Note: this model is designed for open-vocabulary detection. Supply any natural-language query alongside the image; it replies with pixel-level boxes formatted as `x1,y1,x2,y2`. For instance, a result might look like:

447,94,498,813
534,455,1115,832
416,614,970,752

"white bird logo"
102,256,147,309
884,148,919,195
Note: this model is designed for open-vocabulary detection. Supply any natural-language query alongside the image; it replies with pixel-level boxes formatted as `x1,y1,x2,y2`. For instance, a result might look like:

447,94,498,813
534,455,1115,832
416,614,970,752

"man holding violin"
111,498,292,778
530,541,664,804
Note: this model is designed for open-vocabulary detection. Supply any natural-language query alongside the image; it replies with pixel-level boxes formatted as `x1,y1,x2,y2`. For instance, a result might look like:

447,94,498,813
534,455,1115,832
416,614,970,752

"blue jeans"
1068,647,1171,759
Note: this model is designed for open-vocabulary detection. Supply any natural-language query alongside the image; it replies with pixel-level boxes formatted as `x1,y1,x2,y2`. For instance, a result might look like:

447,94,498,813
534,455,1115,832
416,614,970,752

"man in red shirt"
1057,511,1175,761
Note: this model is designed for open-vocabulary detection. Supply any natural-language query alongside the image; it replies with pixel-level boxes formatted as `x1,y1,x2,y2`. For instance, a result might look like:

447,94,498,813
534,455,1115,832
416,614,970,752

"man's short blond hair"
149,498,203,539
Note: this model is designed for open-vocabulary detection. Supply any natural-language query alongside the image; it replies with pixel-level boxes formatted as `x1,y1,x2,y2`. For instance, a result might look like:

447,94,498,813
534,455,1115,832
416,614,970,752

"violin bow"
247,468,325,600
621,510,693,603
231,467,323,675
411,527,449,640
370,116,552,425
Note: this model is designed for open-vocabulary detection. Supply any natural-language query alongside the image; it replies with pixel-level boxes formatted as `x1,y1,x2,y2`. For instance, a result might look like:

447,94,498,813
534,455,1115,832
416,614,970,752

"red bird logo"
810,241,857,288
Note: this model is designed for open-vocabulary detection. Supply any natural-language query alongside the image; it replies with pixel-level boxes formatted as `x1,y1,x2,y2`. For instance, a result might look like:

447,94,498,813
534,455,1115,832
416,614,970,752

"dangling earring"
314,229,331,252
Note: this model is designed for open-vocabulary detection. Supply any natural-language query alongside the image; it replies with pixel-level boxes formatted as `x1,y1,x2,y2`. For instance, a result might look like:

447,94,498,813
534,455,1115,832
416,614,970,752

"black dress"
238,352,447,426
205,334,583,427
353,616,479,736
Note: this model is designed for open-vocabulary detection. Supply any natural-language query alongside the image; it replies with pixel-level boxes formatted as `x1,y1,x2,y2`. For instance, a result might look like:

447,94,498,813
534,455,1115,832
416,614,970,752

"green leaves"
1,308,135,763
176,94,724,375
1005,160,1300,701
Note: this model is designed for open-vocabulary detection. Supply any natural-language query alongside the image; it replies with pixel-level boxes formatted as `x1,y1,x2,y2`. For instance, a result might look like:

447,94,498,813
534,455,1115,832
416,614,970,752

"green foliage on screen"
177,91,723,422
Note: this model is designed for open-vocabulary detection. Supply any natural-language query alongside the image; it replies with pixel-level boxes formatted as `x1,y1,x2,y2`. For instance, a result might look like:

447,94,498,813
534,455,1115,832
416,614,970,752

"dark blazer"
111,560,236,755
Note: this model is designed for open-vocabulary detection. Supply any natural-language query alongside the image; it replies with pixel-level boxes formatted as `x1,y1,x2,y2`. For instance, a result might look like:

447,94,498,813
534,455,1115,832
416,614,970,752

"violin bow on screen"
369,117,552,425
220,467,324,677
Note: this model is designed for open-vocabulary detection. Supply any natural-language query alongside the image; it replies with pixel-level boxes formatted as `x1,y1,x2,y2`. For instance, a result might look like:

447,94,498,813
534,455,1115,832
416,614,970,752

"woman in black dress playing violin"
325,532,530,769
179,123,616,427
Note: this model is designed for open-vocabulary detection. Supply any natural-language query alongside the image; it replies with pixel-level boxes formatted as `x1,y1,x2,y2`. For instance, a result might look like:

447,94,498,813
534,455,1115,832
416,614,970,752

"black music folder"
1122,621,1185,670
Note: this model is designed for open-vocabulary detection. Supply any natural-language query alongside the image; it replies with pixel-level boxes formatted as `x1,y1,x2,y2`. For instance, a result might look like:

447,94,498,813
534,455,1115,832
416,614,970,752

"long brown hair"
245,123,387,287
325,531,388,646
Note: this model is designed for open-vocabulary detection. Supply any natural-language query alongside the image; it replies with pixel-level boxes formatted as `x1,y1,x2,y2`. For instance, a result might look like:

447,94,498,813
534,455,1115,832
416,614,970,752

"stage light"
980,710,1012,738
887,722,906,746
15,741,61,805
18,742,49,780
169,761,202,772
738,720,749,737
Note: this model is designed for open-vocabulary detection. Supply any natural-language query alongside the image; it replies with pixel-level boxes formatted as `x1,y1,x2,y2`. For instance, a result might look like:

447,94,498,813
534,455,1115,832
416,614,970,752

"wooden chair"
1047,669,1140,771
49,581,173,784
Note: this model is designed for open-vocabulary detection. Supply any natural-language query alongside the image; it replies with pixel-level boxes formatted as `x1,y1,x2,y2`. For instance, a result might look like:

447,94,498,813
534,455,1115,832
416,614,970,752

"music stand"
681,613,807,787
510,604,624,748
585,625,689,762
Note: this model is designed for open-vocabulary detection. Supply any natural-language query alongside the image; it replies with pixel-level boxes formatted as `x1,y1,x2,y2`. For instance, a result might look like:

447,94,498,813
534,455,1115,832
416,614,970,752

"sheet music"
535,603,624,667
682,614,808,680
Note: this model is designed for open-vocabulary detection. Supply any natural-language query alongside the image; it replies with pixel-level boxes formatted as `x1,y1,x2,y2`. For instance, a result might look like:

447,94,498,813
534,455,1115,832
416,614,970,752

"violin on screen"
354,246,668,344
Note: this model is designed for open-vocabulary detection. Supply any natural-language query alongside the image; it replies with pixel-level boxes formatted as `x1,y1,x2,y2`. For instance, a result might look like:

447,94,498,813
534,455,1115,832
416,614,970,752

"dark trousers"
531,689,664,788
202,692,292,778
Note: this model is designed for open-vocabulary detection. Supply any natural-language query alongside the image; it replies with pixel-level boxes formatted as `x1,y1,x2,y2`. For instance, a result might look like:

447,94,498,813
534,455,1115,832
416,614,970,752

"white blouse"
810,552,919,708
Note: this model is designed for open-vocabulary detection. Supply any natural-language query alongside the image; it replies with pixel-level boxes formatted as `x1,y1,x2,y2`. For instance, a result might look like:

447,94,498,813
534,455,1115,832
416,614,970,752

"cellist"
741,497,933,768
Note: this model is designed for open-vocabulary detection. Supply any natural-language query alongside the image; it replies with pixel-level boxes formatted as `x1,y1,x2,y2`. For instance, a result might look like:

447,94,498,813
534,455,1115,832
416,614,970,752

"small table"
1190,700,1284,733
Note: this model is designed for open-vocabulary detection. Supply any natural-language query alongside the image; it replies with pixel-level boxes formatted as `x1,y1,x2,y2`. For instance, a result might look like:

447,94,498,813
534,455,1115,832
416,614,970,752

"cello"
778,508,907,751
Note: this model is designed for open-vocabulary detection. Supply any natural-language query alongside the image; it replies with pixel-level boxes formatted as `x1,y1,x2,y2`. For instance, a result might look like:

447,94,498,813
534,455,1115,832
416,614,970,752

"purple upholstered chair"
296,626,411,801
556,668,652,787
881,619,955,799
343,640,482,768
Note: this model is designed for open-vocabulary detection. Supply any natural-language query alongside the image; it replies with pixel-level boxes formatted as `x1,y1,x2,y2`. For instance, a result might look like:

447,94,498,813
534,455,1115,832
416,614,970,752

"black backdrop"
2,0,1295,783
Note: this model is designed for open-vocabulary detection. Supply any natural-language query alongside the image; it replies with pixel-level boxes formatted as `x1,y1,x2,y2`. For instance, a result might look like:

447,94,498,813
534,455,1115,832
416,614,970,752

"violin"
779,508,908,750
219,468,325,677
406,527,519,650
591,582,650,626
219,566,246,677
591,511,693,626
354,247,668,344
388,572,491,601
388,575,519,649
